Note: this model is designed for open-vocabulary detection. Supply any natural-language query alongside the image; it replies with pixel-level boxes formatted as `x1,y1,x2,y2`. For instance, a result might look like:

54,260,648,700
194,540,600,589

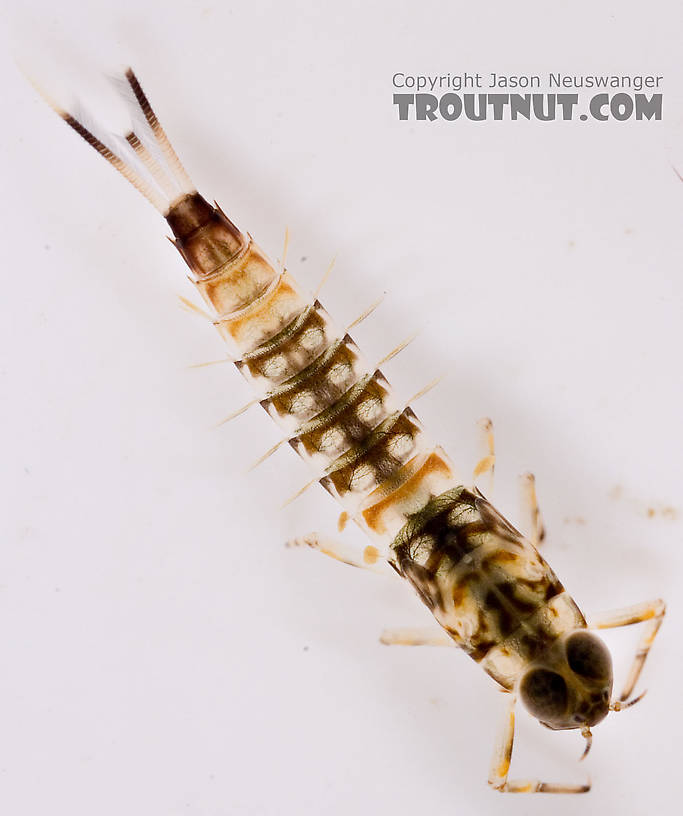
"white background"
2,2,683,813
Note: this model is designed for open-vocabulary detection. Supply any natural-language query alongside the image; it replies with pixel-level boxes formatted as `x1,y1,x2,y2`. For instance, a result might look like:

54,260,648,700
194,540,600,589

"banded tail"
47,68,194,214
49,67,456,545
50,69,250,292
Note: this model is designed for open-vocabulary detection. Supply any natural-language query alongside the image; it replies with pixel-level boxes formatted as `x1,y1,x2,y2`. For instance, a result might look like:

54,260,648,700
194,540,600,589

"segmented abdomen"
170,193,455,545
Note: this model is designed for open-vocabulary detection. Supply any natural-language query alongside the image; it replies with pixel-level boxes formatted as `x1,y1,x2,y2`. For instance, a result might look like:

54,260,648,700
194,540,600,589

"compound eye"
520,669,568,722
566,631,612,681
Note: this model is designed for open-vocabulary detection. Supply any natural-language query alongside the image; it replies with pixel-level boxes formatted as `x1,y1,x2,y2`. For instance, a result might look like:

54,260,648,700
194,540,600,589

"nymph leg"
285,531,391,575
488,694,590,794
473,417,496,495
587,598,666,701
379,626,455,647
519,472,546,548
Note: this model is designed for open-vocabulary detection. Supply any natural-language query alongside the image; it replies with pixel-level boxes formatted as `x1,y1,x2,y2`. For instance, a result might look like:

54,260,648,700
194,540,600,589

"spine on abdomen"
167,193,457,546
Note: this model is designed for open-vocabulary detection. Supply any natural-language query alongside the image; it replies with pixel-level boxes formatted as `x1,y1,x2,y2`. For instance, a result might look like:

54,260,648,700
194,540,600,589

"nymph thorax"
390,486,586,690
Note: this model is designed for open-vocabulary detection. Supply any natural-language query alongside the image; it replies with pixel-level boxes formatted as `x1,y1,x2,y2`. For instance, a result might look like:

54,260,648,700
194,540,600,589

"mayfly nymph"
38,68,665,794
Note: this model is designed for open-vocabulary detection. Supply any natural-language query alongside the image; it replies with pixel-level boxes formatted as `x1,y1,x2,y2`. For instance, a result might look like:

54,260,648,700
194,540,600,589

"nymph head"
519,630,613,733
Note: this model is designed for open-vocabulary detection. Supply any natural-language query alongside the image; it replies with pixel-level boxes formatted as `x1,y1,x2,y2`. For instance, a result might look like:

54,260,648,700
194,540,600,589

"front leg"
488,694,590,794
588,598,666,701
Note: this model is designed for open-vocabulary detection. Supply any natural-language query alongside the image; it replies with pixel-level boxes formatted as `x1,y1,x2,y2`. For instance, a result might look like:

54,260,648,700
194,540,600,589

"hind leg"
473,417,496,495
519,472,546,548
473,421,545,547
285,531,391,575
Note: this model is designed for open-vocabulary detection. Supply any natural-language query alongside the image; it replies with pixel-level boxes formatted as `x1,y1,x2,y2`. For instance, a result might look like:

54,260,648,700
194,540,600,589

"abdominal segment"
168,192,455,545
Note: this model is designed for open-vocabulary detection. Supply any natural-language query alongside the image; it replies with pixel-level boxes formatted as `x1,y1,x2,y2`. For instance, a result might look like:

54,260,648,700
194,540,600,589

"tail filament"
43,68,196,214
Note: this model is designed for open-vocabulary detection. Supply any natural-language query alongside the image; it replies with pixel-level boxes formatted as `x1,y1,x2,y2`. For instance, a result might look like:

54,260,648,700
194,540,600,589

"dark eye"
520,669,568,721
566,632,612,681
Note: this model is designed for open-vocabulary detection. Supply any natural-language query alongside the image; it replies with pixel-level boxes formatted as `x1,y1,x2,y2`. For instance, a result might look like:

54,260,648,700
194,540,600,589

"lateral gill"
167,193,457,544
